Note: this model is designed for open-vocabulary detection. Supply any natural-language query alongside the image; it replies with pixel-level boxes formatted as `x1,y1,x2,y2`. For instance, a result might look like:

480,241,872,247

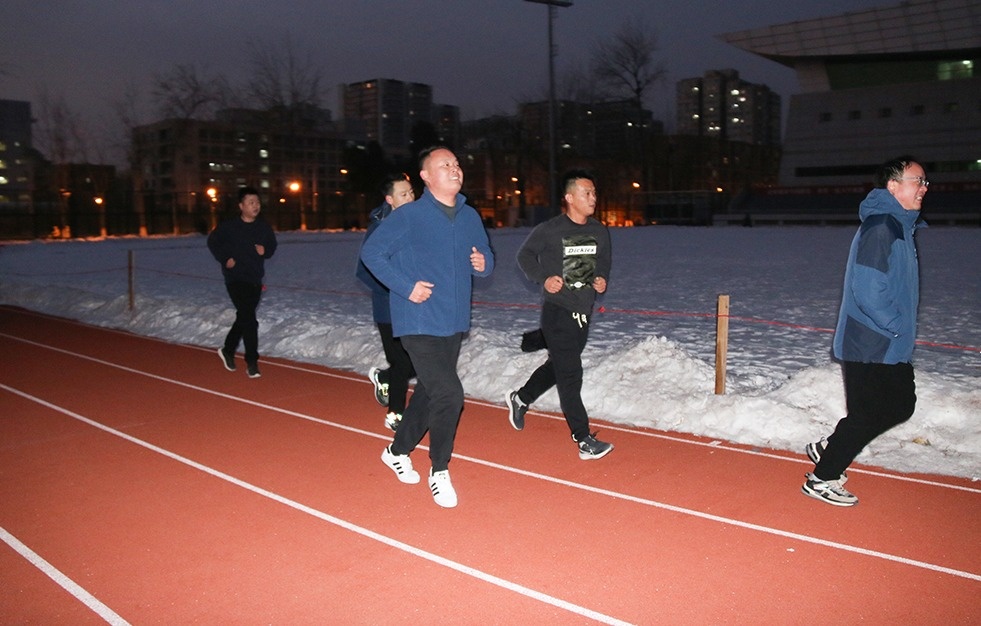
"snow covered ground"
1,224,978,479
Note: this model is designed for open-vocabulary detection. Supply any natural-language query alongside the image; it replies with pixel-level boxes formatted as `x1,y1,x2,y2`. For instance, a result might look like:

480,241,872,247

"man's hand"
544,275,563,294
593,276,607,294
225,258,236,269
409,281,435,303
470,246,485,273
255,244,265,256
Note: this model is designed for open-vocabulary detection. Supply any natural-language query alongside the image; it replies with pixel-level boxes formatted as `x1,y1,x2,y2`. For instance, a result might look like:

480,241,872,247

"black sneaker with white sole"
805,438,848,484
574,432,613,460
506,390,528,431
218,347,236,371
369,367,389,407
246,363,261,378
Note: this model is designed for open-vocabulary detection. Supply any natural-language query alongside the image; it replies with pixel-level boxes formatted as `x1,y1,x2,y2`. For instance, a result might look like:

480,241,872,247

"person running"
207,186,277,378
356,172,417,431
505,170,613,460
803,155,928,507
361,146,494,508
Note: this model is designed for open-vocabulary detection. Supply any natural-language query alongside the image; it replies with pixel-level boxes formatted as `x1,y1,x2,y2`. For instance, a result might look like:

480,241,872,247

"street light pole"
524,0,572,217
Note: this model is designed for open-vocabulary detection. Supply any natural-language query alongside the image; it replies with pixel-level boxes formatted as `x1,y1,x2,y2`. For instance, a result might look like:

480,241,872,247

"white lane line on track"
3,324,978,495
3,332,981,586
0,525,131,626
1,383,632,626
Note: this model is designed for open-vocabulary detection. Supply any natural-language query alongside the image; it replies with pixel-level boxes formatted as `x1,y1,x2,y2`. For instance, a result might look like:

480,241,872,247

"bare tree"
151,63,227,120
246,36,327,113
590,18,665,195
590,18,666,108
34,88,90,164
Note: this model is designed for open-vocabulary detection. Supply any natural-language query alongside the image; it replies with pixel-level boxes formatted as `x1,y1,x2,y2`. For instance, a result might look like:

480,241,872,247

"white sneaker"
381,446,420,484
428,469,458,508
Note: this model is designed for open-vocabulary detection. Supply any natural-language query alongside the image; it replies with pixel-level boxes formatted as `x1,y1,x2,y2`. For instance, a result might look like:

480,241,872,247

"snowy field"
1,224,978,479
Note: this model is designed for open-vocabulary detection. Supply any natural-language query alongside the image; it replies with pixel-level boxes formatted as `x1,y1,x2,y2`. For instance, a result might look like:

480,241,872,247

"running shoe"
428,468,458,508
506,390,528,431
369,367,389,407
381,446,420,484
802,472,858,507
574,432,613,460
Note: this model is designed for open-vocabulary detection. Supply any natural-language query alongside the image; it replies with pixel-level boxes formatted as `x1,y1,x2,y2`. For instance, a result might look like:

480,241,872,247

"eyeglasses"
895,176,930,187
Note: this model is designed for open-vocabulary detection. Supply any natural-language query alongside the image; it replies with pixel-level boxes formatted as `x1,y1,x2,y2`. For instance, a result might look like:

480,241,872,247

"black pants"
391,333,464,472
375,322,415,415
815,361,916,481
517,301,591,440
223,281,263,365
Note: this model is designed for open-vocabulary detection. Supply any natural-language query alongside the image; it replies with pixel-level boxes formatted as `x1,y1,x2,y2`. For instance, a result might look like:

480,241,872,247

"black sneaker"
246,363,261,378
574,432,613,460
217,347,236,372
805,438,848,484
506,390,528,431
384,411,402,432
802,472,857,507
369,367,389,407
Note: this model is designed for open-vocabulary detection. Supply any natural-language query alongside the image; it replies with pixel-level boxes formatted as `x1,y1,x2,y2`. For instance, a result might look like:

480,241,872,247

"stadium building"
720,0,980,217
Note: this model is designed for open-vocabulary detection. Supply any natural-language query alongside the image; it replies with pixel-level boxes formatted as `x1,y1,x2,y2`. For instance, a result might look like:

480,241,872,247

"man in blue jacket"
803,156,928,507
361,146,494,508
356,172,417,431
207,186,277,378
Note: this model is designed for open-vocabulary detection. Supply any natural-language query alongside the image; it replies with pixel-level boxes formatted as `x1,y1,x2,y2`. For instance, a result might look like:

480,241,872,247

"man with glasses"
802,156,928,506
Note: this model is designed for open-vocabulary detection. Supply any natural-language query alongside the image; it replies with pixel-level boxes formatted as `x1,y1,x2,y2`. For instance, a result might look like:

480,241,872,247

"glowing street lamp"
207,187,218,230
290,181,306,230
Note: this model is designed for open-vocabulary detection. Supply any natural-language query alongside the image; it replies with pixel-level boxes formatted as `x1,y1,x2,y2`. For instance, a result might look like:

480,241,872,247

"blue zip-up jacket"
356,202,394,324
360,187,494,338
833,188,924,364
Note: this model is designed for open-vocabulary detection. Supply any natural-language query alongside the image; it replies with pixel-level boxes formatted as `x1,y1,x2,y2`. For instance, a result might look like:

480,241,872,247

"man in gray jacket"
803,156,928,507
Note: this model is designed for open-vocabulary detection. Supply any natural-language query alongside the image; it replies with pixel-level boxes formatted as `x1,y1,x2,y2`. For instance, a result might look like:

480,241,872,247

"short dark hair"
873,155,919,189
238,186,260,203
381,172,411,197
562,169,595,195
418,145,453,170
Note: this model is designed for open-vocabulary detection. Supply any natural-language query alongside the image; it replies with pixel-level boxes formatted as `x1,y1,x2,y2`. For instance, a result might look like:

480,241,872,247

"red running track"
0,305,978,624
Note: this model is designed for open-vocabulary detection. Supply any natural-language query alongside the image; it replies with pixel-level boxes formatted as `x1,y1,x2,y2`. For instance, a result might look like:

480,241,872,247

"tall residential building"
341,79,459,159
720,0,981,188
0,99,34,207
676,69,781,146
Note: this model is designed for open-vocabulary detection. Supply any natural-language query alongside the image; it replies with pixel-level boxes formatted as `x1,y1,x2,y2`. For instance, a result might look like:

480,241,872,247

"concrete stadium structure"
720,0,980,200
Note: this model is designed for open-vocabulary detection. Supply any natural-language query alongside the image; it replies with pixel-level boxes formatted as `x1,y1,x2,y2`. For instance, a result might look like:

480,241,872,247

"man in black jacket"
207,186,278,378
506,170,614,460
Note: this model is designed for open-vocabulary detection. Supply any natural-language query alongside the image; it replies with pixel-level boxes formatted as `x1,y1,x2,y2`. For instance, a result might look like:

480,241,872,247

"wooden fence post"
715,294,729,394
128,250,135,311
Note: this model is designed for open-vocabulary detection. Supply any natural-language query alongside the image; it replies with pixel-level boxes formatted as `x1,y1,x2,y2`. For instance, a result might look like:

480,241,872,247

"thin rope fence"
4,262,979,355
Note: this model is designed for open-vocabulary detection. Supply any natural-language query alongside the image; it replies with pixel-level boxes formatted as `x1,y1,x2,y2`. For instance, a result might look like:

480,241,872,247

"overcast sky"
2,0,893,152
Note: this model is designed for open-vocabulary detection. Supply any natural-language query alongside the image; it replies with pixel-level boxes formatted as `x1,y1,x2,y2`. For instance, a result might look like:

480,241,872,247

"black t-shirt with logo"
516,214,612,315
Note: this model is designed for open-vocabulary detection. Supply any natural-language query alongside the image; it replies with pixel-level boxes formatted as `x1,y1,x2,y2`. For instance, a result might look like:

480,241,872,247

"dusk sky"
2,0,894,156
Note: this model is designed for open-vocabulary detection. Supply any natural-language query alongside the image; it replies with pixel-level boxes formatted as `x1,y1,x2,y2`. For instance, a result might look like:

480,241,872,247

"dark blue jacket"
356,202,394,324
833,188,924,364
360,187,494,337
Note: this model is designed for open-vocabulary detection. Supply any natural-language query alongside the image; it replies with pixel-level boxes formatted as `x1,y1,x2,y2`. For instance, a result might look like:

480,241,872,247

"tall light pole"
524,0,572,217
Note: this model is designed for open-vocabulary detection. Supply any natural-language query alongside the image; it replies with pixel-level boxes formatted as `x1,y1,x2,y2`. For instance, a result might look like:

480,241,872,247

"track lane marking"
2,333,980,585
0,526,131,625
1,383,632,626
3,310,975,494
